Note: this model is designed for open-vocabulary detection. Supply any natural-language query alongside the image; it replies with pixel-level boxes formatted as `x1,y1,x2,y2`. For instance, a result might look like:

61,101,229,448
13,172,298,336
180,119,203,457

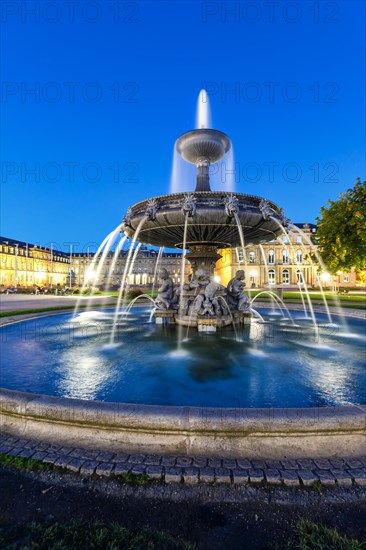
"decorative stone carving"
146,198,159,221
181,194,197,217
155,268,174,310
279,208,292,229
259,199,273,221
226,270,250,312
122,207,133,228
224,194,239,217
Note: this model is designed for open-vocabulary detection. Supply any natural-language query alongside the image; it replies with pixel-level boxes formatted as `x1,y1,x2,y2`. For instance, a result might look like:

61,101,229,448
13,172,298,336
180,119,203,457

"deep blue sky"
1,0,365,252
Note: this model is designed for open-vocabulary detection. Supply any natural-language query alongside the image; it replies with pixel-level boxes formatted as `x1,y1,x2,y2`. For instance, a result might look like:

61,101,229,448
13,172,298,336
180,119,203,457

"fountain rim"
125,191,281,214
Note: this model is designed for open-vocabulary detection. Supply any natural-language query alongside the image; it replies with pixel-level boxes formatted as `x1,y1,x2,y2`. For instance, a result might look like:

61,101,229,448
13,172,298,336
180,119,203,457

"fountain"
0,92,365,459
122,121,286,332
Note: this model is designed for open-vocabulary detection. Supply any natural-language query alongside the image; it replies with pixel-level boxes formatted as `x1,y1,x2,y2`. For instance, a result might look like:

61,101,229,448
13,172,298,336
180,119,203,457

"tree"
315,178,366,274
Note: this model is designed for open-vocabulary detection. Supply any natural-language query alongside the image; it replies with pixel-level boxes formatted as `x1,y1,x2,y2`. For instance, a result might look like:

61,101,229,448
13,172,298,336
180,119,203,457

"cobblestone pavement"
1,432,365,488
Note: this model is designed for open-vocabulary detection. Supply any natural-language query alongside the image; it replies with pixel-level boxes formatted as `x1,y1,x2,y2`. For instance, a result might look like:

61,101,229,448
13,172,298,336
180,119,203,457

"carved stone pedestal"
155,310,176,325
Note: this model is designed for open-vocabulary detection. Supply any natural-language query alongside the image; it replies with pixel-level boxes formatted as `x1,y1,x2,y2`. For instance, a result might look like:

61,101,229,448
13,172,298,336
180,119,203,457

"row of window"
240,250,305,264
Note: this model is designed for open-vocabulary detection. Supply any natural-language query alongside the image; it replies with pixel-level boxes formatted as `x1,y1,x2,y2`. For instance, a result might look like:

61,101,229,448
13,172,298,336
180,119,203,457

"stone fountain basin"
122,192,283,248
0,387,365,458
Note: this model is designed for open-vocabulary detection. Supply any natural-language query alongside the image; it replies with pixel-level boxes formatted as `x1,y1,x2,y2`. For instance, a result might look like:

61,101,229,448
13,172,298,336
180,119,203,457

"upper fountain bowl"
176,129,231,165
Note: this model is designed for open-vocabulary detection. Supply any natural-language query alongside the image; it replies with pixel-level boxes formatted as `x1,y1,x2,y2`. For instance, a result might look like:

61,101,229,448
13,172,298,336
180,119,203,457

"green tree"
315,178,366,273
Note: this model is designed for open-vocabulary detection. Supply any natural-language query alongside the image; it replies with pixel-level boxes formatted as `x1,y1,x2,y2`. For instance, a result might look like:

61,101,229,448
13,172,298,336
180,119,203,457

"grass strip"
275,518,366,549
0,521,195,550
0,452,52,472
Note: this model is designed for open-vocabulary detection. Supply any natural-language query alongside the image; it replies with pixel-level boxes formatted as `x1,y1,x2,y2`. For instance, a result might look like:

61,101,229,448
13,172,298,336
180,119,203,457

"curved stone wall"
1,388,364,458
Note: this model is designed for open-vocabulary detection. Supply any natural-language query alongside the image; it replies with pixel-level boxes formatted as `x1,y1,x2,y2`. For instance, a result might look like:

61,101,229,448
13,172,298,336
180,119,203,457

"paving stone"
182,467,200,484
16,449,36,459
68,448,90,460
347,469,366,486
232,469,249,484
80,450,100,460
58,447,73,456
330,458,346,469
346,459,364,469
192,457,208,468
113,463,131,476
222,459,237,469
208,458,222,468
161,456,176,467
80,461,99,476
12,439,30,448
66,458,85,473
359,458,366,468
251,459,266,469
127,454,145,464
298,470,319,486
297,459,317,470
113,452,130,463
144,455,161,466
46,444,62,454
248,469,264,483
32,451,48,461
281,459,298,470
34,443,49,452
237,459,251,469
314,458,332,470
96,452,116,462
176,456,193,467
54,456,73,469
145,465,164,480
331,469,353,486
164,467,182,483
23,440,39,449
42,454,59,465
96,463,115,476
130,464,146,475
199,467,215,483
0,445,13,454
315,470,336,485
264,469,281,485
214,468,231,484
280,470,300,486
265,460,282,469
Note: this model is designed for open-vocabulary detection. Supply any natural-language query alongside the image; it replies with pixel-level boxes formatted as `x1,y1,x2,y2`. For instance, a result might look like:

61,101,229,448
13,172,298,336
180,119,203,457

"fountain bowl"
175,129,231,165
122,192,283,249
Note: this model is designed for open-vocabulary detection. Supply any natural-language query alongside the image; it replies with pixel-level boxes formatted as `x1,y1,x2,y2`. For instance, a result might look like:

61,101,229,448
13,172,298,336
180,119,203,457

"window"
296,270,304,283
343,275,349,283
282,269,290,284
268,249,275,264
296,236,302,244
282,249,289,264
268,269,275,285
296,250,303,264
249,251,255,264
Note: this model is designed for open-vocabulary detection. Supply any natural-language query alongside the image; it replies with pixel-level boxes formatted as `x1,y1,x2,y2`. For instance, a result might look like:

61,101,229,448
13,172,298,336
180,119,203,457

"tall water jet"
196,89,212,129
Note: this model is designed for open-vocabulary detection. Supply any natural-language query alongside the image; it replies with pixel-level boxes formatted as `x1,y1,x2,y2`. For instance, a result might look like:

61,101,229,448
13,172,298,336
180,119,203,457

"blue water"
0,308,365,408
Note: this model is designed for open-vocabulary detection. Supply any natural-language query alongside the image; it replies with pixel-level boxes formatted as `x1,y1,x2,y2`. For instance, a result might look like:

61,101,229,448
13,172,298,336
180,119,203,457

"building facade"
0,226,358,291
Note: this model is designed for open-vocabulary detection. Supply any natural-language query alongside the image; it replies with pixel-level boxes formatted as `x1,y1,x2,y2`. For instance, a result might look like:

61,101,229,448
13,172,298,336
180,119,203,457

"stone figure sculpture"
155,268,174,310
226,270,250,311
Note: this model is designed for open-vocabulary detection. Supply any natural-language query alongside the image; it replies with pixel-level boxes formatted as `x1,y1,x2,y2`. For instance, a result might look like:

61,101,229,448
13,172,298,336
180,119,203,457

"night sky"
1,0,365,252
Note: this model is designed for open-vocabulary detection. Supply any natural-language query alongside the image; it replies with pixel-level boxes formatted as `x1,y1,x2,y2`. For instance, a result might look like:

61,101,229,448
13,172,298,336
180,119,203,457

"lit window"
282,269,290,284
249,251,255,264
296,250,303,264
268,269,275,284
297,270,303,283
282,249,289,264
296,236,302,244
268,250,275,264
343,275,349,283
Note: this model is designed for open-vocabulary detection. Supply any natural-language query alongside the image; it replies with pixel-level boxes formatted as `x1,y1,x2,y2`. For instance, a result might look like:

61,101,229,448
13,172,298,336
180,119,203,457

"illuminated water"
1,309,365,408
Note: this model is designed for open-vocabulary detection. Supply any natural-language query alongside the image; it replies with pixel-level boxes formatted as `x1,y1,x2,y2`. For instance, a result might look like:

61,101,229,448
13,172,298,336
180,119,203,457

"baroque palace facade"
0,224,357,291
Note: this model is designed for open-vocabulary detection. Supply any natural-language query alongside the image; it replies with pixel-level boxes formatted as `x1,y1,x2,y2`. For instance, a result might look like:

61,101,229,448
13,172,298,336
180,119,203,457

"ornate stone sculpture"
224,194,239,217
181,194,196,217
259,199,272,221
279,208,292,229
122,207,132,228
226,270,250,311
155,268,174,310
146,198,159,221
